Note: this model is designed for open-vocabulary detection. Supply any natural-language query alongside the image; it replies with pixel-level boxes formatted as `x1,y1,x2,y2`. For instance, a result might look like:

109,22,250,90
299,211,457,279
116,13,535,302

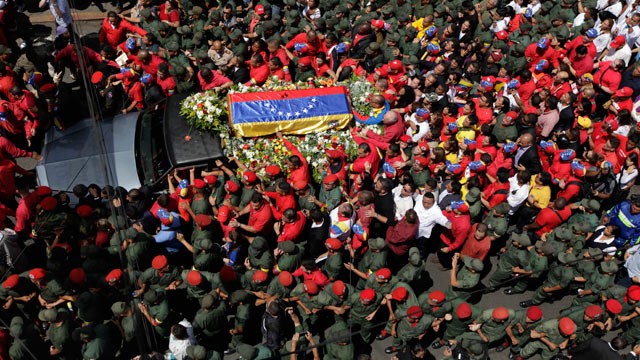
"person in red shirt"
264,181,297,220
524,198,571,239
384,60,407,92
198,67,233,92
354,111,405,150
268,57,291,82
557,162,586,202
267,39,290,69
472,92,494,126
0,101,25,142
122,74,148,113
245,53,270,86
562,45,594,78
0,158,29,208
550,71,572,99
158,0,180,28
481,168,511,209
593,59,624,97
438,201,471,267
292,259,330,288
99,12,147,48
156,63,176,97
286,30,322,59
385,209,419,268
524,37,556,67
129,50,166,79
460,223,491,261
14,184,40,235
564,29,598,59
232,193,274,237
605,86,634,122
276,132,310,184
277,209,306,242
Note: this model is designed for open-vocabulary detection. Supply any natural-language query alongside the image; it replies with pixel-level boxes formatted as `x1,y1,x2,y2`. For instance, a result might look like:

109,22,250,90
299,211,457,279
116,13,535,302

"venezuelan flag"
228,86,352,137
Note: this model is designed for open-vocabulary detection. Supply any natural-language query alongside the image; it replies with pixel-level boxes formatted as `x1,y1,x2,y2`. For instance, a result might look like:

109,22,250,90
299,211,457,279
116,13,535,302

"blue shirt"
607,200,640,244
153,212,183,253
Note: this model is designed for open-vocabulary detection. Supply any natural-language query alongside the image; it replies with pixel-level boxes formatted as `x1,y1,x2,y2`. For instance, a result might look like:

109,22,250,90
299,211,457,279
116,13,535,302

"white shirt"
392,185,419,220
507,175,530,210
48,0,73,27
625,244,640,278
168,319,197,360
594,33,613,54
572,12,586,28
329,206,355,240
405,114,430,142
413,201,450,238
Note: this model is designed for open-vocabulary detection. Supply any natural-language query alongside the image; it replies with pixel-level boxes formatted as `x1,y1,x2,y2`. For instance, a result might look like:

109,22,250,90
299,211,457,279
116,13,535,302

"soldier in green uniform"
565,304,605,344
386,305,434,354
317,280,354,322
345,288,381,345
572,260,617,306
518,317,576,359
492,111,519,143
507,44,528,75
485,203,509,240
346,237,388,289
265,271,298,299
470,307,515,346
443,333,488,360
520,252,577,307
242,269,271,293
363,267,399,295
274,241,303,273
188,6,206,33
544,225,572,257
432,301,480,349
139,289,175,338
111,301,139,359
324,321,355,359
171,65,196,94
186,344,222,360
157,22,181,48
123,231,153,270
246,236,274,272
318,174,343,213
192,294,230,353
79,326,113,360
33,196,68,248
190,181,212,216
0,274,38,317
322,238,344,281
396,247,426,289
236,342,275,360
503,306,544,356
290,280,322,328
39,309,73,359
139,8,162,38
136,255,182,295
228,290,257,354
488,233,530,290
569,222,591,253
509,22,533,48
568,199,600,230
505,240,554,295
447,253,483,300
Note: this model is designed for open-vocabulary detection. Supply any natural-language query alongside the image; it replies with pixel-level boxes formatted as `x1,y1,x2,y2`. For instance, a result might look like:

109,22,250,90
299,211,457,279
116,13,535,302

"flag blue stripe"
231,93,351,124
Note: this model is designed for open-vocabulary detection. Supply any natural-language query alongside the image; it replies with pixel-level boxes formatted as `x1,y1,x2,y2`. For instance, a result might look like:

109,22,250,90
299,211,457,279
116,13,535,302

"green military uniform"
294,64,316,83
567,199,600,229
317,281,354,317
247,236,274,272
144,290,173,337
139,264,181,291
44,311,73,359
396,248,425,286
441,301,482,342
323,321,355,360
566,308,596,343
508,308,544,352
241,270,270,293
485,204,509,239
125,232,152,270
413,2,433,18
275,241,303,273
443,332,488,360
190,193,211,216
238,186,258,210
347,290,382,343
323,251,344,281
319,186,342,213
229,290,255,348
356,238,388,289
530,253,577,305
39,277,65,305
520,319,570,359
474,308,515,343
569,223,591,253
447,257,483,300
193,294,229,340
392,311,434,347
410,167,431,189
81,337,110,360
364,273,399,295
34,209,68,245
546,225,573,257
572,261,616,306
507,45,528,74
492,114,519,143
290,282,322,327
466,188,483,222
488,233,530,288
236,343,274,360
181,270,225,301
171,65,196,94
510,241,552,294
266,276,297,298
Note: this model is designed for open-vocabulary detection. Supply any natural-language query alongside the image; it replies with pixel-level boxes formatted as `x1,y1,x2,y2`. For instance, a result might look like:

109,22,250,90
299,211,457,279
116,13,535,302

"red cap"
187,270,203,286
265,165,281,176
35,186,52,197
375,268,391,280
391,286,408,301
106,268,123,283
371,19,385,29
399,135,412,143
585,304,602,319
504,111,518,124
225,180,240,193
193,179,206,189
40,83,56,94
324,174,339,185
491,51,503,62
615,86,633,98
76,205,93,218
252,270,268,283
325,238,342,251
495,30,508,40
456,302,472,319
332,280,346,296
628,285,640,301
40,196,58,211
255,4,265,14
360,288,375,303
91,71,104,85
325,149,344,159
219,265,236,283
303,280,319,295
292,180,308,190
3,274,19,289
558,317,576,336
242,171,257,184
29,268,46,280
389,60,403,71
217,205,231,223
414,156,429,167
195,214,212,228
407,305,423,320
526,305,543,321
68,268,86,285
204,175,218,185
375,66,389,77
429,290,446,303
606,299,623,314
492,307,510,321
152,255,168,270
299,57,312,67
278,271,293,286
610,35,626,49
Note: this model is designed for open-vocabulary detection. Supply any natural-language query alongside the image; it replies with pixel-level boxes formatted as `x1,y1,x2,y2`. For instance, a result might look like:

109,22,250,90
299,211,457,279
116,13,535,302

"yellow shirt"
411,18,428,39
529,181,551,209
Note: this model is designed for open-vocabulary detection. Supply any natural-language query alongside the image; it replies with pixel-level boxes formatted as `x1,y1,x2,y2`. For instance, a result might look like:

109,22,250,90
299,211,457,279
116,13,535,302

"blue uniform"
606,201,640,244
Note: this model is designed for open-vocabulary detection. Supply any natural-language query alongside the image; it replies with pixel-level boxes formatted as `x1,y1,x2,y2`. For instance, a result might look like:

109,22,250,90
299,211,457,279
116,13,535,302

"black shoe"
224,348,236,355
520,300,533,308
496,341,510,352
385,346,397,354
432,340,444,349
504,288,516,295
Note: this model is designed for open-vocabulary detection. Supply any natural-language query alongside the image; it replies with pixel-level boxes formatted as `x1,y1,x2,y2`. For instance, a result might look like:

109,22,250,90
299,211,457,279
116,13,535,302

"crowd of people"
5,0,640,358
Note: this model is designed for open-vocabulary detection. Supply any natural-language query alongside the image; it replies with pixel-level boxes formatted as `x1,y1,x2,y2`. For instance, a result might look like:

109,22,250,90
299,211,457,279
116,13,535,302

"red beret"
187,270,203,286
414,156,429,167
526,305,543,321
324,174,339,185
375,268,391,280
585,304,602,319
151,255,168,270
91,71,104,85
242,171,257,184
429,290,446,303
217,205,231,223
265,165,281,176
35,186,52,197
399,135,412,143
606,299,623,314
389,60,403,71
278,271,293,286
558,317,576,336
225,180,240,193
195,214,212,228
252,270,268,283
106,268,123,283
204,175,218,184
456,302,472,319
193,179,206,189
40,196,58,211
375,66,388,78
303,280,319,295
325,238,342,251
76,205,93,218
391,286,408,301
40,83,57,94
360,288,375,303
628,285,640,301
68,268,86,285
3,274,19,289
29,268,46,280
332,280,346,296
325,149,344,159
492,307,510,321
219,265,236,283
407,305,423,320
292,180,308,191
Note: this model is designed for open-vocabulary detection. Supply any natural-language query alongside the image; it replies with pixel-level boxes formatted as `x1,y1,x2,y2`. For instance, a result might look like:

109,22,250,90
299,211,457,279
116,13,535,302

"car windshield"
136,111,171,185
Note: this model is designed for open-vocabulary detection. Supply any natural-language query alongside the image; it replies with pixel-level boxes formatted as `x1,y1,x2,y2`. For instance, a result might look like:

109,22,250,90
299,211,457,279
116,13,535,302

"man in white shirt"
414,192,451,259
392,182,419,220
328,203,356,241
601,36,633,66
507,170,531,215
596,0,623,17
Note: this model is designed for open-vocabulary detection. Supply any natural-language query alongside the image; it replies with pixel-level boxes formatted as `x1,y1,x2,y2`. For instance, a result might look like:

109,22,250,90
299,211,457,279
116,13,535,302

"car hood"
36,112,141,192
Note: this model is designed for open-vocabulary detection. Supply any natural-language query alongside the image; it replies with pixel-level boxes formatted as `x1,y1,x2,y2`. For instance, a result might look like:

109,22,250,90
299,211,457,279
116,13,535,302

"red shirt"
440,211,471,251
265,190,297,220
594,61,621,93
157,75,176,96
278,211,307,242
550,81,572,98
283,139,311,184
483,182,510,208
249,202,274,236
127,81,145,109
286,33,322,57
130,54,166,78
534,206,571,236
158,3,180,24
0,159,27,202
524,43,556,67
0,136,30,160
460,224,491,261
385,218,419,256
292,267,330,288
99,18,147,48
198,70,232,91
246,63,270,86
517,79,536,105
557,176,583,202
365,113,405,146
14,191,38,233
0,101,24,136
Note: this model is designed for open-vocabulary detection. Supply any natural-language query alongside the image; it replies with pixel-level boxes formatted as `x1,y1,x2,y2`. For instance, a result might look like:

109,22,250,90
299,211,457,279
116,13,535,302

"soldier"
447,253,483,300
432,301,481,350
138,289,175,338
502,306,544,356
324,320,355,359
135,255,182,296
110,302,138,359
345,237,388,289
488,233,530,290
504,240,554,295
39,309,74,359
227,290,257,355
317,280,354,320
386,305,434,354
396,247,427,290
470,307,515,347
274,241,303,274
567,198,600,230
322,238,344,281
347,288,382,345
520,252,577,307
572,259,617,306
192,293,229,354
316,174,343,213
485,202,509,240
517,317,576,359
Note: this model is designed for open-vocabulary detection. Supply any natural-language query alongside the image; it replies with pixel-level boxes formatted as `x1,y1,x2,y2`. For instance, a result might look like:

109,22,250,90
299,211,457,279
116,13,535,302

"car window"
137,111,171,185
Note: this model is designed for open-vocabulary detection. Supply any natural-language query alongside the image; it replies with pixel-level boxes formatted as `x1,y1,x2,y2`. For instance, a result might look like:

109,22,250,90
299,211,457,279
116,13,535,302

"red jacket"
246,63,270,86
440,211,471,251
99,18,147,48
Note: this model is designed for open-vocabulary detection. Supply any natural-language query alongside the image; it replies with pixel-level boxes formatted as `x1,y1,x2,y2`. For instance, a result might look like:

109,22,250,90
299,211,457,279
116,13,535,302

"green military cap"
199,238,213,251
555,226,573,240
158,22,170,31
211,26,226,40
166,41,180,51
139,8,152,18
366,42,381,54
582,19,596,29
230,289,250,304
279,240,296,254
186,345,207,360
262,20,276,30
494,202,510,215
188,5,203,15
177,25,192,35
397,13,409,23
345,0,357,5
558,252,577,265
601,261,618,273
194,49,209,60
573,222,592,233
555,32,569,43
520,22,532,32
580,199,600,212
192,32,204,45
10,317,23,338
403,55,419,66
511,233,531,247
237,344,258,360
607,284,628,299
336,5,348,13
287,9,300,18
434,4,446,13
335,20,350,32
111,301,128,316
468,342,484,355
283,0,296,5
144,289,160,304
587,247,604,260
536,241,556,256
409,247,421,265
368,237,386,250
466,188,481,202
38,309,59,322
537,19,551,32
405,26,418,38
463,257,484,271
512,43,526,54
381,6,394,15
229,28,243,40
271,13,282,23
387,33,401,42
201,294,215,309
171,65,187,76
194,255,211,270
314,18,326,29
541,2,554,11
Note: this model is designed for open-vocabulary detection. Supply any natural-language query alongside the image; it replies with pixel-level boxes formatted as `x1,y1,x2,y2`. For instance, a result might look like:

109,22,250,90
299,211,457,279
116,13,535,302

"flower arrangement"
179,90,228,132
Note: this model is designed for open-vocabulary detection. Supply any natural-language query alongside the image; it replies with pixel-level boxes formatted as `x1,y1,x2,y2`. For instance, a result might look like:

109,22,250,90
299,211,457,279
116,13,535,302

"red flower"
197,103,204,109
243,144,250,149
184,135,192,142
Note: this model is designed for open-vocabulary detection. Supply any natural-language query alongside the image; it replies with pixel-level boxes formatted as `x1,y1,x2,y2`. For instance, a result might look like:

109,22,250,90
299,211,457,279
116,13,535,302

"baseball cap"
610,35,626,49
